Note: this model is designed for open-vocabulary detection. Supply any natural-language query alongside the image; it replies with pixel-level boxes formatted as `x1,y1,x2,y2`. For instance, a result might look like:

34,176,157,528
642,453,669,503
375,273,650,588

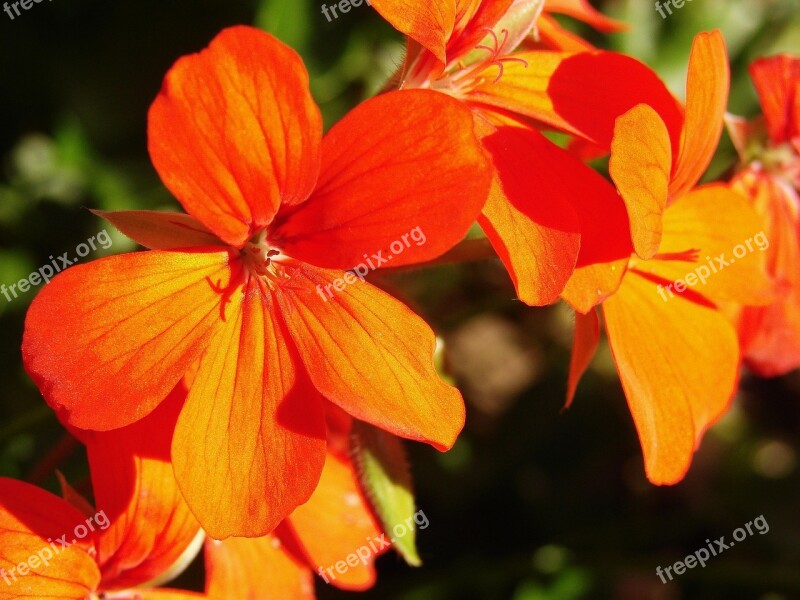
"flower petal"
93,210,222,250
205,534,314,600
669,31,730,199
478,125,580,306
273,90,491,270
602,270,739,485
287,451,384,591
566,308,600,407
632,184,774,306
172,278,327,539
544,0,627,32
148,26,322,247
79,386,203,591
0,479,101,599
749,54,800,144
277,265,465,451
370,0,455,64
609,104,672,259
22,249,240,431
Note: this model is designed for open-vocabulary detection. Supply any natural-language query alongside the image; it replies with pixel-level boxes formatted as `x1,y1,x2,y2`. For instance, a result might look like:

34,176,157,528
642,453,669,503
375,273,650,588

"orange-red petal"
370,0,455,64
287,451,385,591
602,271,739,485
148,26,322,247
0,479,101,599
273,90,491,270
22,249,240,431
205,534,314,600
669,31,730,199
544,0,627,32
277,265,465,451
477,125,580,306
609,104,672,259
172,278,326,539
749,54,800,143
565,308,600,407
94,210,222,250
80,386,202,591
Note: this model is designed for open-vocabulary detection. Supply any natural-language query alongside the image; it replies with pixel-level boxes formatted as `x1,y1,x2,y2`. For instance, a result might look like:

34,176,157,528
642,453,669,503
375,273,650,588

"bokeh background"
2,0,800,598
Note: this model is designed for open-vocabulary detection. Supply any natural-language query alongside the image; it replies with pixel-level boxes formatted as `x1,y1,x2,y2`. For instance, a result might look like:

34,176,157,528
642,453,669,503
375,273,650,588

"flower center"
240,229,289,289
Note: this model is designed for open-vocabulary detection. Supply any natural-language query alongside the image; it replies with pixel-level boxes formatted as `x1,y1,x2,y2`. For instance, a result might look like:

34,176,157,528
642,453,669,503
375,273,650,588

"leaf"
350,420,421,566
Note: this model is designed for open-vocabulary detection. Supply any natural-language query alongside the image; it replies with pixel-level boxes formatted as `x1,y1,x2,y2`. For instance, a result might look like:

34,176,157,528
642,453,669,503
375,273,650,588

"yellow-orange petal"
0,479,101,600
669,31,730,199
602,270,739,485
172,277,326,540
609,104,672,260
287,451,385,591
632,184,774,307
565,308,600,407
205,534,314,600
22,249,240,431
79,386,202,591
277,265,465,451
148,26,322,247
93,210,222,250
273,90,491,270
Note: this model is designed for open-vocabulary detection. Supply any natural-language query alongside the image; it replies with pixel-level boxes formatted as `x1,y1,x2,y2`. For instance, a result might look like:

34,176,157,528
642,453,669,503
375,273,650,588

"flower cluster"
1,0,797,597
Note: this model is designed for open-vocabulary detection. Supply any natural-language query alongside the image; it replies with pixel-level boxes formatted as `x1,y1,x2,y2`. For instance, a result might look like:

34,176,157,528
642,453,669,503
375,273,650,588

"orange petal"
205,533,314,600
632,184,774,307
137,591,205,599
448,0,524,60
669,31,730,199
544,0,628,32
0,479,101,599
536,15,596,51
470,51,683,152
79,386,203,591
602,270,739,485
93,210,222,250
287,451,384,591
273,90,491,270
277,265,465,451
172,278,326,539
22,249,240,431
609,104,672,260
148,26,322,247
566,308,600,407
370,0,455,64
749,54,800,143
477,125,580,306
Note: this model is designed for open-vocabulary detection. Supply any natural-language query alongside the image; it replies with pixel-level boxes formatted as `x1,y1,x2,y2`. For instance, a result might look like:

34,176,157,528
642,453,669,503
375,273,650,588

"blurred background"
1,0,800,598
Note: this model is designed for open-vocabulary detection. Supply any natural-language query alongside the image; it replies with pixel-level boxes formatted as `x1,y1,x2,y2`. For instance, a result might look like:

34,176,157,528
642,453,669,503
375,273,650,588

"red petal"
749,54,800,143
172,278,326,539
277,265,465,451
273,90,491,270
148,26,322,247
22,249,241,431
79,386,203,591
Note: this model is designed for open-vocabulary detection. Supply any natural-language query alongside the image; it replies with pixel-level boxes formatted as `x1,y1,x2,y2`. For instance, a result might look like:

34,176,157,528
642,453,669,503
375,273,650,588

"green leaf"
350,420,422,566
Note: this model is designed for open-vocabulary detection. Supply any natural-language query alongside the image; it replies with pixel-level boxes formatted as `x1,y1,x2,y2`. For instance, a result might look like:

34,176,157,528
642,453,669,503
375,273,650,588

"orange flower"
567,185,774,485
726,54,800,376
22,26,492,538
371,0,638,306
0,388,389,599
538,0,628,51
